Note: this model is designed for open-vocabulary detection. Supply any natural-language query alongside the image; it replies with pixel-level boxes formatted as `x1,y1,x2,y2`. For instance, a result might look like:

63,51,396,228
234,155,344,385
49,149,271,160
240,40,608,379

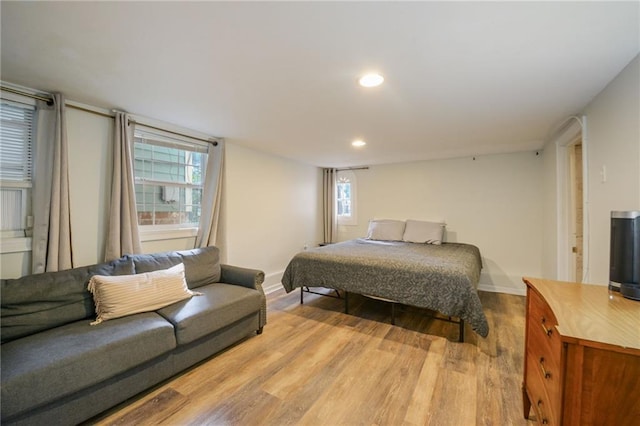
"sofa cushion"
0,258,134,343
177,247,222,288
88,263,200,324
128,252,182,274
0,312,176,419
156,283,263,345
127,246,221,289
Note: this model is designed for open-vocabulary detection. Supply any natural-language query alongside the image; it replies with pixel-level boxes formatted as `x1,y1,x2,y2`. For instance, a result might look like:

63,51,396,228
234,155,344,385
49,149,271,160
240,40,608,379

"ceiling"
1,1,638,168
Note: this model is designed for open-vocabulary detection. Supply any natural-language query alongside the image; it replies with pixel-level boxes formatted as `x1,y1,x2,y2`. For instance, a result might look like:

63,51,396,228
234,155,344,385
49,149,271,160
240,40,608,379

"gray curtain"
323,168,337,244
104,112,141,261
32,94,73,273
195,139,225,248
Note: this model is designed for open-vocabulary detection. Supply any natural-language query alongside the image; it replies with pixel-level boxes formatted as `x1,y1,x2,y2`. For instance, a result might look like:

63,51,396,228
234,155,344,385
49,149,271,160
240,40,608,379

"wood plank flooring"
89,288,532,426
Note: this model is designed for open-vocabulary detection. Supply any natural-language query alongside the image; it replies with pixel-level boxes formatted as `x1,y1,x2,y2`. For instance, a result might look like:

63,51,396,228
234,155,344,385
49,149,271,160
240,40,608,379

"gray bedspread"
281,239,489,337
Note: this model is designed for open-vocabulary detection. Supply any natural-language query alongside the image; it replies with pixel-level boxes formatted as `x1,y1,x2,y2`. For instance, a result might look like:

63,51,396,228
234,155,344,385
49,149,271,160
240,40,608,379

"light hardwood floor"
89,288,532,426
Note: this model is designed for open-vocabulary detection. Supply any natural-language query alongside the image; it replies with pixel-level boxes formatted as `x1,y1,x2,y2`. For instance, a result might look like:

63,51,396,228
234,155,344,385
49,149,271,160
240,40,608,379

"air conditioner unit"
162,186,179,203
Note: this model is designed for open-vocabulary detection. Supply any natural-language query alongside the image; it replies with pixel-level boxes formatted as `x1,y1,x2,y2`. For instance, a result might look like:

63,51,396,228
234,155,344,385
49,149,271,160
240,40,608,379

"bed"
281,238,489,340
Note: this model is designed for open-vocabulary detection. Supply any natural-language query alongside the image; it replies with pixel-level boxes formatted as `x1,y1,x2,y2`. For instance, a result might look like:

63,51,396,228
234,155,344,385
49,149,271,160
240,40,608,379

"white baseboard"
478,283,526,296
264,282,285,295
263,271,285,294
477,271,528,296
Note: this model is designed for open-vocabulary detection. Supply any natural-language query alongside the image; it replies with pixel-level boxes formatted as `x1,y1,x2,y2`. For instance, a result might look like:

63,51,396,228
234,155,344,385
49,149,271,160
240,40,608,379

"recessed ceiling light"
352,140,366,147
358,73,384,87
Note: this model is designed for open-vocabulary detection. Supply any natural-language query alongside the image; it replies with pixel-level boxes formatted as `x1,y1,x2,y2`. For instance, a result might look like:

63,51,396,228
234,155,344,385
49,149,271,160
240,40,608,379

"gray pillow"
177,246,221,288
366,219,406,241
402,219,445,244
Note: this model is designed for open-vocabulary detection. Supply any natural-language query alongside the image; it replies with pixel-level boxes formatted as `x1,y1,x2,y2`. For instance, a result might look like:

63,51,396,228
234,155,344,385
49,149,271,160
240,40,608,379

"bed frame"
300,286,465,342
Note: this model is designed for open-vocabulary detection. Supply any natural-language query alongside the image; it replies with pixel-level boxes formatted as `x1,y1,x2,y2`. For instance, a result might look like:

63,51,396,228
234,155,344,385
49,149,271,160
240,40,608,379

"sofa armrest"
219,264,267,329
219,264,265,290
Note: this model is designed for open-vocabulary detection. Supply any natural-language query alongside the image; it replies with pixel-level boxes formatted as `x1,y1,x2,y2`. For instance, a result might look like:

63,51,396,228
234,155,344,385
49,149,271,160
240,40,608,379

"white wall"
339,151,544,295
582,55,640,284
0,249,31,279
67,107,113,265
541,138,559,279
0,106,323,285
221,143,322,291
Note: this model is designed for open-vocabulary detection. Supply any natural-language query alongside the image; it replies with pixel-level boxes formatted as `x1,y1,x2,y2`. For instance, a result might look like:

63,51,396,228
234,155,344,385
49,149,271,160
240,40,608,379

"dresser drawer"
527,289,562,369
525,359,557,425
525,288,563,425
527,312,562,376
526,349,562,423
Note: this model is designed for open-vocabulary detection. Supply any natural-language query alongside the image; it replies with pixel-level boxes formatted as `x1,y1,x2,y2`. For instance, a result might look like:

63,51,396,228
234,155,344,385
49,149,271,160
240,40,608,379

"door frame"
555,116,589,282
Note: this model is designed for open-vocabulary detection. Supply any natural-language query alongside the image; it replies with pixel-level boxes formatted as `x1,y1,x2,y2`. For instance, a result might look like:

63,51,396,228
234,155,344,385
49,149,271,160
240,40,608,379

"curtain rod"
129,120,219,146
336,166,369,171
1,85,53,104
1,85,113,118
68,103,114,119
1,84,218,145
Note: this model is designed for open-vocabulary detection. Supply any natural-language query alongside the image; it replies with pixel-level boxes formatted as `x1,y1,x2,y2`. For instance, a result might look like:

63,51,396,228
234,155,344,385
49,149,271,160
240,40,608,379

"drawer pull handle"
539,357,551,379
540,318,553,336
536,398,549,424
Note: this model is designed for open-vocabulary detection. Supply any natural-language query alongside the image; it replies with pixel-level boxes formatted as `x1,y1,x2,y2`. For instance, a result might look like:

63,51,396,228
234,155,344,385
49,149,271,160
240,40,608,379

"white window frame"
132,126,209,236
0,91,36,249
336,170,357,226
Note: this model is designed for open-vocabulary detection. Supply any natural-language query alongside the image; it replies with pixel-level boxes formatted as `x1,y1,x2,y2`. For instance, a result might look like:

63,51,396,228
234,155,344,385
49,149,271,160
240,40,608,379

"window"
336,170,357,225
133,128,209,229
337,177,351,216
0,95,35,238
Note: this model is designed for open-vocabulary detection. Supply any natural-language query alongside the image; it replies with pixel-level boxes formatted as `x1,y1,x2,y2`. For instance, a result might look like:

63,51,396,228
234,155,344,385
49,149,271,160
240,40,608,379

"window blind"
0,99,35,232
0,101,35,182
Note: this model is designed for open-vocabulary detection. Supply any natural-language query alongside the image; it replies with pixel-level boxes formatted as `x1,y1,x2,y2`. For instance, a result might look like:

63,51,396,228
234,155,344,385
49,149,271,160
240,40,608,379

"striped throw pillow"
88,263,200,325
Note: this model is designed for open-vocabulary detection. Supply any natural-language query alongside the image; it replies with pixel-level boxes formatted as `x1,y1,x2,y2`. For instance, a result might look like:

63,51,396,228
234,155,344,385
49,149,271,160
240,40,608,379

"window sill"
139,227,198,242
0,237,32,254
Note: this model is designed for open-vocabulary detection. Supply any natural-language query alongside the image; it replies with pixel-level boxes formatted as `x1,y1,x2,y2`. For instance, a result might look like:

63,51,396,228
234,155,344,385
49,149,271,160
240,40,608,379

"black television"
609,210,640,301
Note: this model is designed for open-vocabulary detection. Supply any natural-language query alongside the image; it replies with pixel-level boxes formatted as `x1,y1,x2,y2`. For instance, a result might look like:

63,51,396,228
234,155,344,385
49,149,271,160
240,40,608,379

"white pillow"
366,219,406,241
88,263,200,325
402,220,445,244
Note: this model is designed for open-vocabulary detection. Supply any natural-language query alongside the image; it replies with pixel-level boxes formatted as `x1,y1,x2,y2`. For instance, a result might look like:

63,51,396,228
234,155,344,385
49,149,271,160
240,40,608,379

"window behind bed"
337,170,357,226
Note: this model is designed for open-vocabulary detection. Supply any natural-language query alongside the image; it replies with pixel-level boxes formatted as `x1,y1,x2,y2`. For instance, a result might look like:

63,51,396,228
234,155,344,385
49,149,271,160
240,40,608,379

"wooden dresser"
522,277,640,426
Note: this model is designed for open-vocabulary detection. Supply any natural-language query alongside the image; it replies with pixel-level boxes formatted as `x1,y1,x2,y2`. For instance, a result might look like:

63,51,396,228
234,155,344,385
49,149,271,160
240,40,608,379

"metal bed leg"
300,286,342,302
459,319,465,342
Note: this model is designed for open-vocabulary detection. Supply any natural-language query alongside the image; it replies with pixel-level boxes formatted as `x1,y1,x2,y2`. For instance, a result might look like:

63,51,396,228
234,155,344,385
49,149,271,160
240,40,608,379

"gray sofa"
0,246,266,426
